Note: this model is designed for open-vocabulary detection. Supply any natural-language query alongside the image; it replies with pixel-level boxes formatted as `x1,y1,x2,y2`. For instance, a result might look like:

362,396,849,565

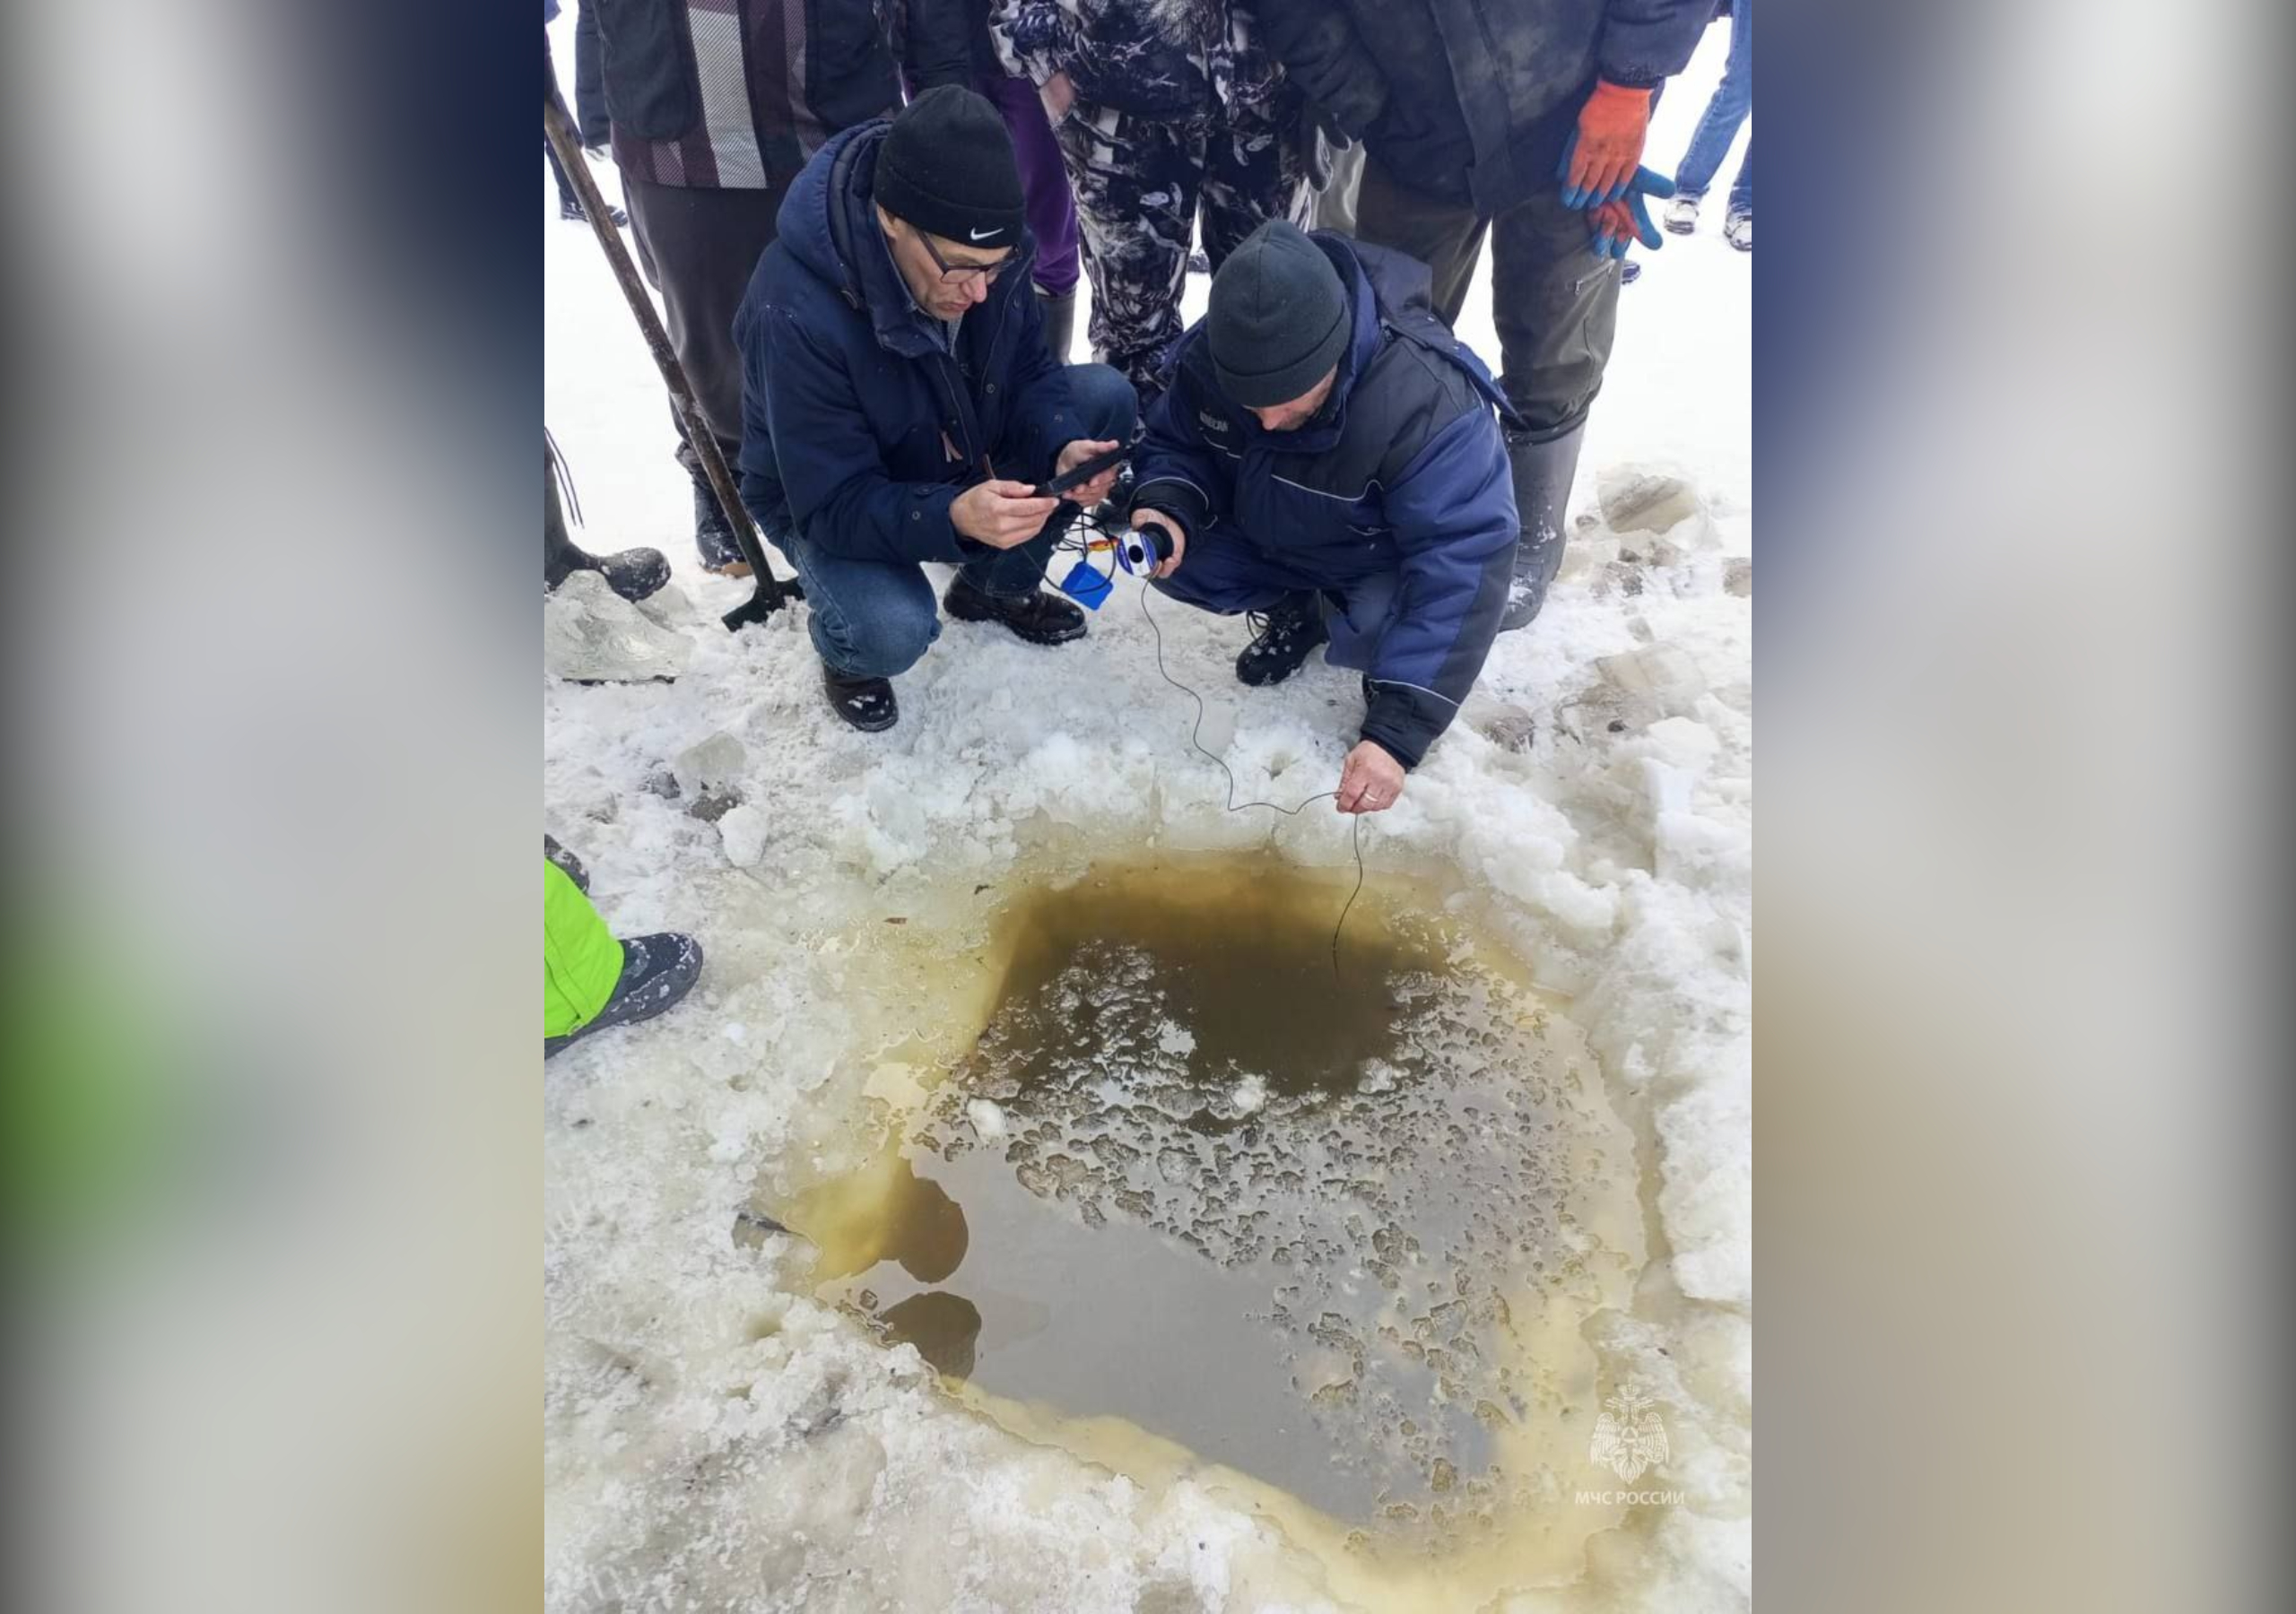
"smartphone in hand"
1031,442,1129,499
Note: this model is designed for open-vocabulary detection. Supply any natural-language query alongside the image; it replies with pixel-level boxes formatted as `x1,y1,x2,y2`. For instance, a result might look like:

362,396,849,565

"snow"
544,12,1749,1610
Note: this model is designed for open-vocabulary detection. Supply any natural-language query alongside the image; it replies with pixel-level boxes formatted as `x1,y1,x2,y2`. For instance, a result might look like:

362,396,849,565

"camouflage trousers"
1054,93,1310,402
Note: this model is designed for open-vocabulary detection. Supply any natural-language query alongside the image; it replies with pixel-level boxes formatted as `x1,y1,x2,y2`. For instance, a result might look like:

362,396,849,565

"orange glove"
1558,80,1653,208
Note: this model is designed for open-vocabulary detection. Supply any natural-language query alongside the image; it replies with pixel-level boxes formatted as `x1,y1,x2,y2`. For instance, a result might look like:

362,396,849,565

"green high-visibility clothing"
544,859,622,1037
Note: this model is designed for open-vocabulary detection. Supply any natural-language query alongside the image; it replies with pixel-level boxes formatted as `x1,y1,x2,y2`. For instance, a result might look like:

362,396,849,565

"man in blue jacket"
1126,221,1518,815
735,87,1136,732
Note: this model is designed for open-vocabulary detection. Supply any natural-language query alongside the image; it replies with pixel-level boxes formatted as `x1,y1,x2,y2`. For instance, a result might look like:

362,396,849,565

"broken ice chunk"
1595,644,1708,719
1597,467,1707,537
673,731,748,797
966,1099,1008,1140
544,570,691,682
717,804,770,868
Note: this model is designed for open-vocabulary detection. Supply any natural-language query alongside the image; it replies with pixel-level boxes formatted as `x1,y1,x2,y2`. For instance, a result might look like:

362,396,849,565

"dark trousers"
1353,155,1620,439
1152,526,1396,675
544,136,578,211
1054,95,1309,401
621,178,781,562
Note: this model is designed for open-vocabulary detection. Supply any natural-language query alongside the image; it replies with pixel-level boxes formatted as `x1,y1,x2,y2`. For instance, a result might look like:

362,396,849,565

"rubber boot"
1037,288,1077,364
544,443,589,591
1498,423,1584,632
546,442,671,602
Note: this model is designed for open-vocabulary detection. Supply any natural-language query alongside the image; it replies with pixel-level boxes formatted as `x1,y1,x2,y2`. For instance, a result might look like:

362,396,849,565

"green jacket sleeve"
544,859,623,1038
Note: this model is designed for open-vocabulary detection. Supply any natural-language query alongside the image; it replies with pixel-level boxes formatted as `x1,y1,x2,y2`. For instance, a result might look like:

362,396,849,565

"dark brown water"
787,857,1631,1525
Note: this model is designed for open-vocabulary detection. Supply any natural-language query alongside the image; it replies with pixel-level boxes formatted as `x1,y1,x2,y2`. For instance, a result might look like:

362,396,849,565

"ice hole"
781,853,1647,1532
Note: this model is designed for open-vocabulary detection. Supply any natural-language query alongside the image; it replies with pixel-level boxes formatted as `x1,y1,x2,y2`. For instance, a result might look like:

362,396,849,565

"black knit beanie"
1208,221,1350,408
874,86,1025,251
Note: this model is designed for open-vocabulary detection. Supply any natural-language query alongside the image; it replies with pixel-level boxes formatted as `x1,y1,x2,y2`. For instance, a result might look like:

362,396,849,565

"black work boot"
546,442,671,602
943,574,1087,646
694,482,750,576
544,932,705,1059
822,664,899,733
1235,592,1329,686
1499,423,1585,632
1037,288,1078,363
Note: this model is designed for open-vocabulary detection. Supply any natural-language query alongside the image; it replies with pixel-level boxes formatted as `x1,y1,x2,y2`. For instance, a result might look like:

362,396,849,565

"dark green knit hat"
1207,221,1349,408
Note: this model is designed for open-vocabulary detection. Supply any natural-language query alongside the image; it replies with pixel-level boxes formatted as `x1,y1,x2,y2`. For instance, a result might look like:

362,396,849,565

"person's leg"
1489,187,1619,433
1317,568,1404,673
781,540,944,681
1672,0,1752,201
980,74,1080,298
978,72,1082,361
1352,155,1491,328
544,859,623,1042
1487,185,1620,629
547,436,671,601
544,858,705,1058
619,178,782,569
1153,525,1335,684
546,135,581,215
1312,140,1368,237
1153,526,1318,612
1727,134,1752,221
1197,91,1314,273
1057,101,1199,399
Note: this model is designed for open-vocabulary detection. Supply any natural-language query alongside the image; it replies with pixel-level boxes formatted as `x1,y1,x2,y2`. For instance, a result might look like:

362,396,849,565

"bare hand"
1040,70,1075,123
1129,508,1187,579
1335,740,1405,814
1055,438,1122,506
951,480,1058,550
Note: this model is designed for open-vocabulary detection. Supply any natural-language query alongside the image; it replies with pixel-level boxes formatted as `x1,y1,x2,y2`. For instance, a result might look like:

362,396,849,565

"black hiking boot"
943,574,1087,646
822,664,899,733
544,932,704,1059
1235,592,1328,686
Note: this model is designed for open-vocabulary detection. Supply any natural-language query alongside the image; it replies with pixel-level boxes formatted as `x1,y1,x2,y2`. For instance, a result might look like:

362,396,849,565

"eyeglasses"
915,226,1011,286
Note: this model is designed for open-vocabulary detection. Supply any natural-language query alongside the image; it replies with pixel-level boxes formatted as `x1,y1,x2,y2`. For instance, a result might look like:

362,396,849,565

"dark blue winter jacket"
1259,0,1710,214
1129,235,1519,769
733,120,1098,567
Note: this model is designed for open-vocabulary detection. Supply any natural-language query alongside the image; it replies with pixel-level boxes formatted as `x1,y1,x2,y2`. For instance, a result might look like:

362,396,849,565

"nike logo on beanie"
876,87,1027,256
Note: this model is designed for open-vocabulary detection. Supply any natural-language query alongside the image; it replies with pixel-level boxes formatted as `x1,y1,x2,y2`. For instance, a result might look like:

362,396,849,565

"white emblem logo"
1588,1383,1669,1483
969,227,1001,242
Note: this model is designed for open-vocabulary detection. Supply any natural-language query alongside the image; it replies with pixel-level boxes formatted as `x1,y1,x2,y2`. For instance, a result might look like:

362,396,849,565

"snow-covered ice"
544,16,1749,1610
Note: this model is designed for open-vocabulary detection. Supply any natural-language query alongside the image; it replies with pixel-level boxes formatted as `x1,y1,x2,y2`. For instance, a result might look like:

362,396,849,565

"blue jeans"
787,362,1136,679
1673,0,1752,215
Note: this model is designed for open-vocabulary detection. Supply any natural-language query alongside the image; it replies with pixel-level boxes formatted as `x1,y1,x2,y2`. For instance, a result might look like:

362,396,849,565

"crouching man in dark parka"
1126,221,1520,814
735,86,1136,732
